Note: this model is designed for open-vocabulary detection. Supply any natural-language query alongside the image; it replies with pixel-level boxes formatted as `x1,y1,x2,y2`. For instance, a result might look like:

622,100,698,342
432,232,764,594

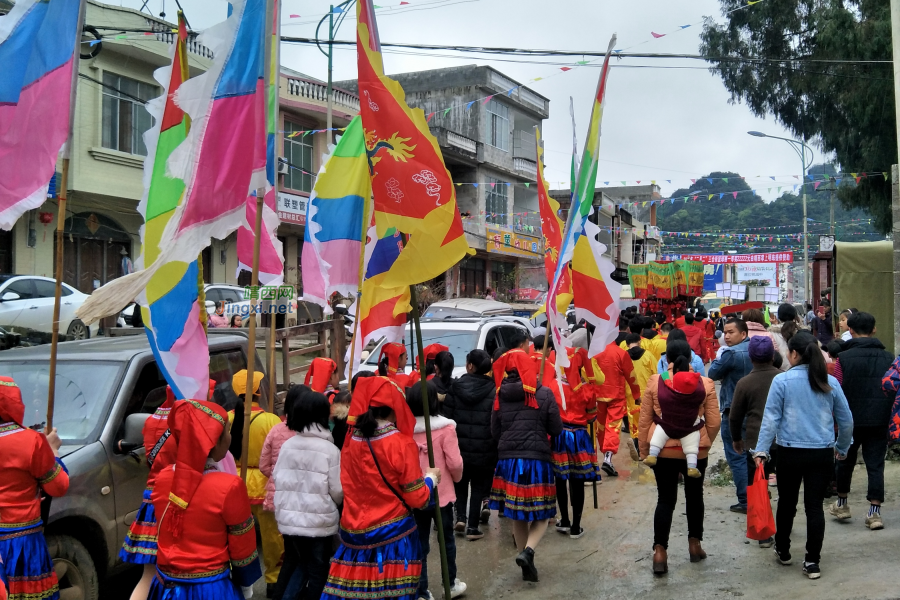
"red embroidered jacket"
0,424,69,527
151,467,261,586
143,404,177,489
339,424,433,533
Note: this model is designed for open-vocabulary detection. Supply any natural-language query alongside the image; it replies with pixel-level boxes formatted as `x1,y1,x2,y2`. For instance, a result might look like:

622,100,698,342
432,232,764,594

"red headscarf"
164,379,216,408
347,376,415,437
304,357,337,393
492,349,538,410
379,343,407,375
165,400,227,537
663,371,702,395
0,377,23,426
415,343,449,370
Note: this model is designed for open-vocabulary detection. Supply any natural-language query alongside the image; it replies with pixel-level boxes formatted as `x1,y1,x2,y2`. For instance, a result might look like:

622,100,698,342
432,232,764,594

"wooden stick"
241,191,265,481
46,158,69,433
346,190,370,393
537,323,551,382
586,326,598,509
268,314,276,412
409,283,453,600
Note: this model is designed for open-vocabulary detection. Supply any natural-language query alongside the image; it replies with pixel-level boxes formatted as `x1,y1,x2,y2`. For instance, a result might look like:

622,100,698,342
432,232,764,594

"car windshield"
422,306,479,319
366,330,479,370
4,360,123,445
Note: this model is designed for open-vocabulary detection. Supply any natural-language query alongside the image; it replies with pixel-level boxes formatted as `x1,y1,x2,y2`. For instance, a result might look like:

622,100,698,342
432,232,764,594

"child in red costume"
304,357,339,398
150,400,262,600
377,342,414,389
322,377,439,600
406,343,449,388
0,377,70,600
593,342,641,476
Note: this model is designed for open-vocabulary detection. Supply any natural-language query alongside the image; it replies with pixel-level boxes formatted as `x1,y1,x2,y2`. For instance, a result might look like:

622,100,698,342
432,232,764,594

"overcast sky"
123,0,813,203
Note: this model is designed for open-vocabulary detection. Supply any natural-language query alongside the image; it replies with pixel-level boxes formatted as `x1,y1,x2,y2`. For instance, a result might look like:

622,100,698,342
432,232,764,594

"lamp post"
748,131,815,304
316,0,356,145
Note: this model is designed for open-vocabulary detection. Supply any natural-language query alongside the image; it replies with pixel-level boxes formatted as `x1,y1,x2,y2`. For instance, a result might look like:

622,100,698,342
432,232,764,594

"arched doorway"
59,212,133,293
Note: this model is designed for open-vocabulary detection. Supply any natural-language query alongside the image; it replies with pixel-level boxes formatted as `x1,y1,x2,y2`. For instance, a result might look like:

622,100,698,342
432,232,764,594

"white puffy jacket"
272,424,343,537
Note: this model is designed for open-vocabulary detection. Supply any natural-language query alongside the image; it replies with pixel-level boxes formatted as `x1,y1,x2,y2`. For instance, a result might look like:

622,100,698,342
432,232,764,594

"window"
101,73,156,156
491,261,515,298
283,121,314,192
485,99,509,151
485,177,508,225
4,279,35,300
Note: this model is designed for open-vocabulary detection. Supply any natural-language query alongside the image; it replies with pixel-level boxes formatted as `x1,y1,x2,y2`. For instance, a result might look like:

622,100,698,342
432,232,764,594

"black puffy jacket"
837,337,894,427
491,373,563,462
445,374,498,468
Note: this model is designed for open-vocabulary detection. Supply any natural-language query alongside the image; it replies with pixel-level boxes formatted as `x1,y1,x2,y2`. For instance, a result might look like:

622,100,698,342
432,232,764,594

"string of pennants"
694,218,874,233
660,229,882,242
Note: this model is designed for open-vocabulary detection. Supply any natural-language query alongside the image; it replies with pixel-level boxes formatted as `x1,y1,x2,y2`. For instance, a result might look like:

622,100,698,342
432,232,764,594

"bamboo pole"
346,189,370,393
241,191,265,481
409,283,452,600
46,159,69,433
268,315,276,411
586,326,597,510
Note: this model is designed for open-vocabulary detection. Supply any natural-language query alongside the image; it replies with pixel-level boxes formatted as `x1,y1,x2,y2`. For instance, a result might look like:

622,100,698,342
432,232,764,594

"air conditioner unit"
277,162,289,175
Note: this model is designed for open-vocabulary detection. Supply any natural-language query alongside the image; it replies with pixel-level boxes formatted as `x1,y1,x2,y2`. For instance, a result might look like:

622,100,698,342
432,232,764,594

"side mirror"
205,300,216,311
360,350,370,362
119,413,150,450
1,292,20,302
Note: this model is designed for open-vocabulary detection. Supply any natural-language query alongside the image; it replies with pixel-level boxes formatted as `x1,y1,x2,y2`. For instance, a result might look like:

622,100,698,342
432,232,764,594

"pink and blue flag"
0,0,82,230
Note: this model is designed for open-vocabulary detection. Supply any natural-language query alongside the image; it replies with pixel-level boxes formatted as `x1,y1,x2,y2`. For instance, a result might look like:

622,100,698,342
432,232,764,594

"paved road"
104,433,900,600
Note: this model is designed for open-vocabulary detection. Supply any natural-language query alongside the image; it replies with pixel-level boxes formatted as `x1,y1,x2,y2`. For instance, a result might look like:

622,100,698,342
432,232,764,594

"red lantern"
39,212,53,224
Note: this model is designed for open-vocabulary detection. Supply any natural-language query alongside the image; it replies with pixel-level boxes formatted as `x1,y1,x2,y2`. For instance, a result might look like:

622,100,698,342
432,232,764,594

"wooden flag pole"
240,191,265,481
408,283,453,600
537,324,551,382
47,0,88,433
345,195,369,394
586,326,598,509
268,316,276,412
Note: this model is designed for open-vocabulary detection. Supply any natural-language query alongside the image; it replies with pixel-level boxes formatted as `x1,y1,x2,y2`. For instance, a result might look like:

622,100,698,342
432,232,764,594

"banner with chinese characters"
277,191,307,224
648,261,675,299
627,264,648,299
485,226,542,259
676,252,794,264
674,260,704,297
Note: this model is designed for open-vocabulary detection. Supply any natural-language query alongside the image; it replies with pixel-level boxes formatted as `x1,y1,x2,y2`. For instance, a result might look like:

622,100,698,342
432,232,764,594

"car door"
0,278,36,329
31,278,76,333
481,324,505,358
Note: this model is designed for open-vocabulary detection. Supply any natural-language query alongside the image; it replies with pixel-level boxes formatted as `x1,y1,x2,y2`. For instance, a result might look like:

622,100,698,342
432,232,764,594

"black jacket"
491,374,563,462
445,374,498,468
837,337,894,427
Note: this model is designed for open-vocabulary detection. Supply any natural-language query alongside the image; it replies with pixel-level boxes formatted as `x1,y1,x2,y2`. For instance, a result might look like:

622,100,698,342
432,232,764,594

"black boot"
515,547,539,582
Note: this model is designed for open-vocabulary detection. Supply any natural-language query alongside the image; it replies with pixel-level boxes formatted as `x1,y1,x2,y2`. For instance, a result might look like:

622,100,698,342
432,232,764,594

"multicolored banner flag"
572,220,622,357
134,15,208,401
236,0,284,285
355,0,470,289
535,127,571,315
546,34,616,367
78,0,268,324
302,116,371,312
0,0,82,229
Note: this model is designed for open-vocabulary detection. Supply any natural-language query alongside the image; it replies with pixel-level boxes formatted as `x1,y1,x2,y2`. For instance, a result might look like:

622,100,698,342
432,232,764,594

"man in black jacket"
830,312,893,530
445,349,497,540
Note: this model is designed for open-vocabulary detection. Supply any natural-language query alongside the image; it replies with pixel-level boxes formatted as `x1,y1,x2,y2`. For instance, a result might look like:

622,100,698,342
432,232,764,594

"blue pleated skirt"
489,458,558,521
120,488,158,564
0,520,59,600
147,568,243,600
551,425,601,481
321,516,422,600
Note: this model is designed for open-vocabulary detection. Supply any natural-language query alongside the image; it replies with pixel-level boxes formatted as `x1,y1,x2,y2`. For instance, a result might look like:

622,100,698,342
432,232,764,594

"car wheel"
45,534,99,600
66,319,89,340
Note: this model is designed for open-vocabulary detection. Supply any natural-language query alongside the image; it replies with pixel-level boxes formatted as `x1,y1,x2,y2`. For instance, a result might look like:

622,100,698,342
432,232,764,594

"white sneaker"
450,578,468,598
419,592,434,600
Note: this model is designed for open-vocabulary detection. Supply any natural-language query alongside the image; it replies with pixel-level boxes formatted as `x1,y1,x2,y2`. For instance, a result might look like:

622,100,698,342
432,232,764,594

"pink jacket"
413,416,463,507
260,421,295,512
746,322,778,346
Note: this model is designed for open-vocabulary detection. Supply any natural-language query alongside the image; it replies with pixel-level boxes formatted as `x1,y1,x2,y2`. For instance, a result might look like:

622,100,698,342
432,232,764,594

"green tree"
700,0,894,232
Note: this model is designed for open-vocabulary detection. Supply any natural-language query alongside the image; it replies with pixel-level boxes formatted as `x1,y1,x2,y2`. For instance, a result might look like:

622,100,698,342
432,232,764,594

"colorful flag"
78,0,268,324
0,0,82,229
133,15,209,401
301,116,370,312
546,34,616,367
236,0,284,285
356,0,470,289
572,220,622,357
535,127,571,314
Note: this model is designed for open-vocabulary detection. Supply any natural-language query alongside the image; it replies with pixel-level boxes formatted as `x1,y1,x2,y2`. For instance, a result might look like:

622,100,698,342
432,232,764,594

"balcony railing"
447,131,477,154
513,157,537,178
148,19,213,58
512,130,537,161
285,77,360,113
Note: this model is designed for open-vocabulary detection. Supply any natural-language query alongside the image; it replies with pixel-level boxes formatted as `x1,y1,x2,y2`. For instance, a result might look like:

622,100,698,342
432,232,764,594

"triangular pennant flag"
770,176,776,181
560,67,572,72
723,178,728,183
732,192,738,199
466,101,475,110
814,181,822,190
524,183,530,188
603,181,610,185
621,181,627,185
707,178,713,184
719,193,724,199
883,171,889,180
680,24,691,29
443,107,452,116
851,172,858,178
691,179,696,183
855,177,861,184
708,194,713,200
426,112,435,122
636,180,641,184
482,95,495,105
651,32,665,38
666,179,671,183
506,87,516,96
835,178,841,185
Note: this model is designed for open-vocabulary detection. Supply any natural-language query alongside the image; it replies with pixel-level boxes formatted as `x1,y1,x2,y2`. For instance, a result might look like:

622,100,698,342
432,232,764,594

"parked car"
423,298,514,319
356,317,529,378
0,274,98,340
0,331,268,599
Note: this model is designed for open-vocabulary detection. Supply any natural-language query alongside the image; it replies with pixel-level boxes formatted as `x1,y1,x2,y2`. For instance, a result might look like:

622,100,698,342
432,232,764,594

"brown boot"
689,537,707,562
652,544,668,575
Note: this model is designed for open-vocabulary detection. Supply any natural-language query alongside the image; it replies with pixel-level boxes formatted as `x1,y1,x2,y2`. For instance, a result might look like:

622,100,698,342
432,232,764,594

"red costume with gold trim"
551,348,601,480
378,342,414,389
149,400,261,600
406,343,448,388
0,377,69,600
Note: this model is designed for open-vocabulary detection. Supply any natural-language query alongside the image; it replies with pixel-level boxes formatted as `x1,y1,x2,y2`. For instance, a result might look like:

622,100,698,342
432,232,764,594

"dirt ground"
104,432,900,600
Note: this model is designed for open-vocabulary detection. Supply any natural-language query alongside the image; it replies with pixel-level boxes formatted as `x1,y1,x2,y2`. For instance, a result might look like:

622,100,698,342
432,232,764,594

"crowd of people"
1,299,898,599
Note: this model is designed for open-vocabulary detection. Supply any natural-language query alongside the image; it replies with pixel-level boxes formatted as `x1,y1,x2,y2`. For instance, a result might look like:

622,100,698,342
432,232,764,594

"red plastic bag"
746,463,776,540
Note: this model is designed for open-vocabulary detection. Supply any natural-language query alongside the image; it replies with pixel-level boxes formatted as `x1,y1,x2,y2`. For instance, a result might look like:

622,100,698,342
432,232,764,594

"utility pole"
891,0,900,355
326,5,334,144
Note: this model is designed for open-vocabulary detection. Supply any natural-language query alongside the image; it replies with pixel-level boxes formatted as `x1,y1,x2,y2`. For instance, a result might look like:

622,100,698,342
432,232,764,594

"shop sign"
277,191,307,225
485,226,541,258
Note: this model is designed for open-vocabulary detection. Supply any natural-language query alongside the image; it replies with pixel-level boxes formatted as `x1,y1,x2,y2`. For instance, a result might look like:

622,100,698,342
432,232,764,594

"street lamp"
747,131,815,304
316,0,356,145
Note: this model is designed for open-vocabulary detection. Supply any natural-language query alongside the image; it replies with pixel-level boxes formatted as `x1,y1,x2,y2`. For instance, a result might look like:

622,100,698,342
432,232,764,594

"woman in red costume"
304,357,339,397
551,347,602,539
377,342,413,388
149,400,262,599
321,377,440,600
0,376,69,600
406,343,450,387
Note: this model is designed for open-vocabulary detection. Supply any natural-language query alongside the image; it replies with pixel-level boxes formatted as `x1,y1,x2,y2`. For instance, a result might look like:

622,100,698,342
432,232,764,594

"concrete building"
7,0,358,299
337,65,549,301
549,186,662,283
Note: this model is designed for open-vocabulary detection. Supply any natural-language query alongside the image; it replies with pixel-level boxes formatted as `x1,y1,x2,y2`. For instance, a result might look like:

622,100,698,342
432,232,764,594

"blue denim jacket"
753,366,854,456
707,339,752,411
657,352,705,376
